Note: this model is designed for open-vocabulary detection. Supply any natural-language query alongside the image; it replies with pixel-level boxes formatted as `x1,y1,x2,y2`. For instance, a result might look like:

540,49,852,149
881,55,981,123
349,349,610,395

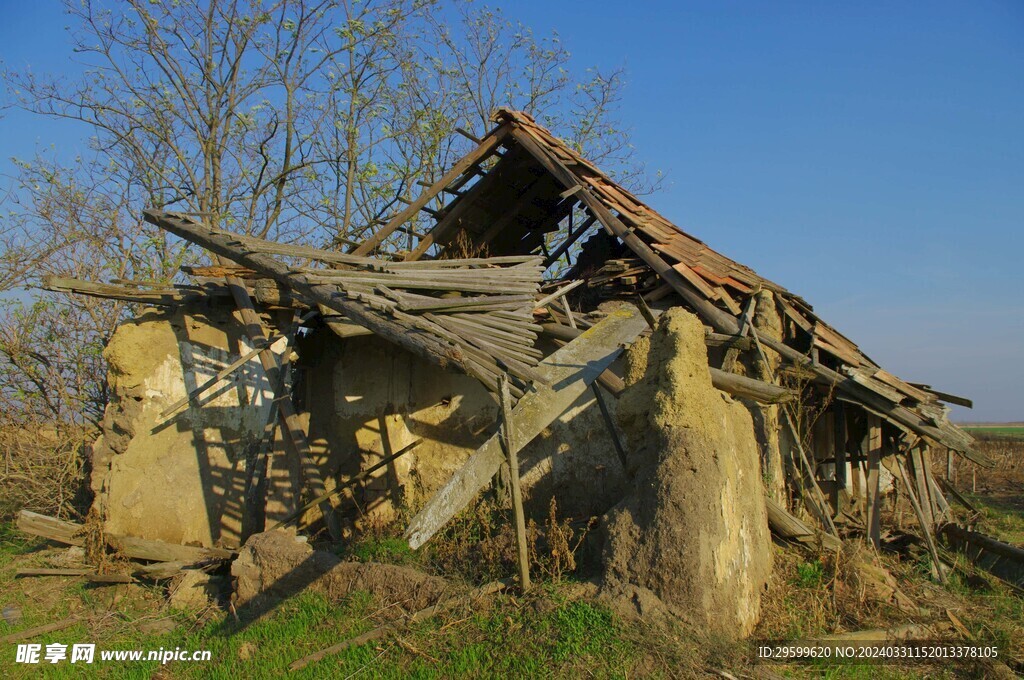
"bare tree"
0,0,646,518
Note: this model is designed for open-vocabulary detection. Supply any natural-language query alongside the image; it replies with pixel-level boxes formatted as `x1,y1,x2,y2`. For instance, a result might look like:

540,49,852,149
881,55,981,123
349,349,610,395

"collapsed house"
38,109,989,637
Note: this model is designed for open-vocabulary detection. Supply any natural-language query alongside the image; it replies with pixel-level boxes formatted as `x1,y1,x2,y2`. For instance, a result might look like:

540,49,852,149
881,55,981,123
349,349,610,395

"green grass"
964,493,1024,545
793,560,825,588
3,510,1020,679
344,535,418,565
2,583,647,678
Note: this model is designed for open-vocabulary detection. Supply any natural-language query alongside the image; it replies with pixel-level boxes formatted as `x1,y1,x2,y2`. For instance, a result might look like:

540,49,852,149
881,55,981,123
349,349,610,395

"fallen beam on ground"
765,496,843,551
941,524,1024,590
0,617,78,644
404,304,648,549
17,510,234,563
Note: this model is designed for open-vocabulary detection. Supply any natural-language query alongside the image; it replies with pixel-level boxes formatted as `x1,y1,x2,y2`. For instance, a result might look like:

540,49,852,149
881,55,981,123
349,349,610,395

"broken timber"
941,524,1024,591
538,321,793,404
17,510,233,563
405,304,648,549
143,211,545,392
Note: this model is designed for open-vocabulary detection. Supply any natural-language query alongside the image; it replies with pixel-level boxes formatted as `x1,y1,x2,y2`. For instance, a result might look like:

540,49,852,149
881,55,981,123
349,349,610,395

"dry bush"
428,497,593,585
972,436,1024,480
0,421,91,521
756,541,922,640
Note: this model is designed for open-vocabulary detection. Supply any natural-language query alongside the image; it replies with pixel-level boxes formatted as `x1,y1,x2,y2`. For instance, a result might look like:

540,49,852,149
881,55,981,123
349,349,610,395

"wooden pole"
833,402,847,515
866,414,882,549
499,375,531,592
221,274,340,540
592,383,629,472
289,579,509,671
894,457,946,583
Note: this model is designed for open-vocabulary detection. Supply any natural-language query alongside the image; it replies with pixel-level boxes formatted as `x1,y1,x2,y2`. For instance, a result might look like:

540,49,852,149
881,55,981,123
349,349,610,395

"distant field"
962,425,1024,440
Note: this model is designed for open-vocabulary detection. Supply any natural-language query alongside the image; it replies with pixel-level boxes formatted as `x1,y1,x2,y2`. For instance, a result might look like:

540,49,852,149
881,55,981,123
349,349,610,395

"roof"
358,108,978,460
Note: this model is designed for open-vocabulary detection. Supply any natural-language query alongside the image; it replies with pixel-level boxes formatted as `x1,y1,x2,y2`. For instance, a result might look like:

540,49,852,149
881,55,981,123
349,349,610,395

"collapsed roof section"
344,109,981,464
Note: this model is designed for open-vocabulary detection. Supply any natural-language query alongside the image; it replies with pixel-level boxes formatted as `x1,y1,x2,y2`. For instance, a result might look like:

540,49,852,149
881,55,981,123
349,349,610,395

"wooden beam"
893,456,946,583
221,273,340,540
866,414,882,548
508,127,741,334
543,214,597,268
143,211,474,379
351,126,509,255
404,305,648,549
17,510,234,562
941,524,1024,590
757,332,987,464
42,275,215,306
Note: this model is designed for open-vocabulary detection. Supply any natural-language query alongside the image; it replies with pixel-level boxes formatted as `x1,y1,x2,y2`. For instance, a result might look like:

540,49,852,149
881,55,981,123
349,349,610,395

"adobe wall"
290,328,630,524
91,305,628,549
602,308,772,638
91,304,295,549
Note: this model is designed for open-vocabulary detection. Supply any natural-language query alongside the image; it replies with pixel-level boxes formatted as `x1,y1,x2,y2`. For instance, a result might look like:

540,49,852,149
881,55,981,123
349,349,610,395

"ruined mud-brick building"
46,109,984,636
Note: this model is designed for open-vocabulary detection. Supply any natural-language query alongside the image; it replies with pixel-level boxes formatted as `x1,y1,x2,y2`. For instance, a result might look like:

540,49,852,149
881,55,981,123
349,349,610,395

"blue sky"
1,1,1022,421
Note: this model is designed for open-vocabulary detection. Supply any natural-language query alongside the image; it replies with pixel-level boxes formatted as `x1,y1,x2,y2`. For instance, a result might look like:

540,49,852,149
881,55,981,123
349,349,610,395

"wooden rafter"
350,125,510,256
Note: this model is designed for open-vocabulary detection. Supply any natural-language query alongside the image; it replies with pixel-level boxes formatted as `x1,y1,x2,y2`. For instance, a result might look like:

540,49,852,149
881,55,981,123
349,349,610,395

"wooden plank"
544,214,597,268
404,304,648,548
1,617,78,644
671,262,719,299
833,402,847,515
765,496,843,551
893,456,946,583
866,414,882,548
911,447,936,529
873,369,930,403
507,127,741,335
941,524,1024,590
778,297,815,334
17,510,234,562
499,375,531,591
221,274,340,540
351,126,509,255
143,211,482,381
42,275,213,306
908,384,973,409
